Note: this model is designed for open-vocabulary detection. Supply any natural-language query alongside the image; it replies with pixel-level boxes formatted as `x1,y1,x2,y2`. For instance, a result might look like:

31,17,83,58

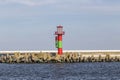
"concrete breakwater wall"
0,50,120,63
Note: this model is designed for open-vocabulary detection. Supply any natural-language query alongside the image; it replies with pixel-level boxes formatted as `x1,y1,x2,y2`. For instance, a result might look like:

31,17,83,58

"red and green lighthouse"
55,25,65,55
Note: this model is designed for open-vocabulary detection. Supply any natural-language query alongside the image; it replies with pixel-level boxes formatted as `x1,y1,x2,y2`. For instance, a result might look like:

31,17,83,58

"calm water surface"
0,62,120,80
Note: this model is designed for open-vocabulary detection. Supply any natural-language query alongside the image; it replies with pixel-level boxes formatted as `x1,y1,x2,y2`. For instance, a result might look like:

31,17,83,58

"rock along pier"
0,50,120,63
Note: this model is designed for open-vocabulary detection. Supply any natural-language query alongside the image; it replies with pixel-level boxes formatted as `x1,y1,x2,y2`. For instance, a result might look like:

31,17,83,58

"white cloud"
55,0,120,14
0,0,106,6
0,0,120,16
0,0,58,6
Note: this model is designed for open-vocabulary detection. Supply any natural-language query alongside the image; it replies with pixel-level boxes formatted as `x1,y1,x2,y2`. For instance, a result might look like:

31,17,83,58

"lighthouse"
55,25,65,55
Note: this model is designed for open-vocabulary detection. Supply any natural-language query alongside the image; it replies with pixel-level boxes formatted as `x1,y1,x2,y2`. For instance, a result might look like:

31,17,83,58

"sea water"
0,62,120,80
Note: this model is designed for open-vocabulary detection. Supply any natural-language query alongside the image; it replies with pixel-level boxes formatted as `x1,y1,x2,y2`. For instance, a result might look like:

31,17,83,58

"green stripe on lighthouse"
58,41,62,48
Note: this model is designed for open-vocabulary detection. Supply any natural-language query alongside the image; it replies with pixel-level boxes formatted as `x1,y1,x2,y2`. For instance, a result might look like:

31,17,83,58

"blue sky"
0,0,120,50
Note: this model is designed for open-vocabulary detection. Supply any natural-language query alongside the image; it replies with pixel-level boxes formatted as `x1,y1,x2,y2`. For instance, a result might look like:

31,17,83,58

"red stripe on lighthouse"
58,34,62,41
58,48,63,55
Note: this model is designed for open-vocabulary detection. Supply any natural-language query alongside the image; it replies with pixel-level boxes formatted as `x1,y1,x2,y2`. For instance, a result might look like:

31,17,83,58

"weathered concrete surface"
0,51,120,63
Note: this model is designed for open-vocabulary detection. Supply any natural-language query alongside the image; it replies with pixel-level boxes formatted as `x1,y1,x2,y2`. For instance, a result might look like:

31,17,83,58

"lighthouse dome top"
55,25,65,35
57,25,63,28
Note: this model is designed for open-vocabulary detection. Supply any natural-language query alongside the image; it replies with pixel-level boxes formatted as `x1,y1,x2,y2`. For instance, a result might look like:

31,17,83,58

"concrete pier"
0,50,120,63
